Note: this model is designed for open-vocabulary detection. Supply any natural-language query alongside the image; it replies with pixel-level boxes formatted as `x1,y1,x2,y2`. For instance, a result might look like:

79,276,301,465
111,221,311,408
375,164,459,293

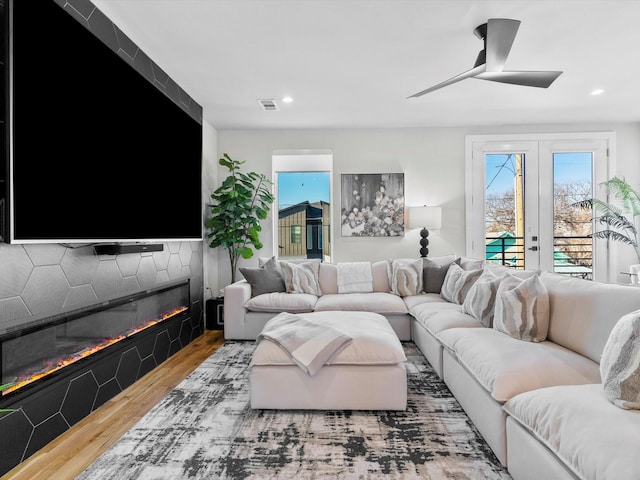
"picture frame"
340,173,405,237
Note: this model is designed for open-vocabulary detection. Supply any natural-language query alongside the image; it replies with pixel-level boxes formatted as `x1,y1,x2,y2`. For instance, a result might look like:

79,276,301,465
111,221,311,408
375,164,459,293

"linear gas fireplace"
0,278,202,476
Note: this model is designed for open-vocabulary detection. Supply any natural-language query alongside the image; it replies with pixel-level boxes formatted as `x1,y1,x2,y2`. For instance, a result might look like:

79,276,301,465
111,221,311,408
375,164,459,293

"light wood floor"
3,329,225,480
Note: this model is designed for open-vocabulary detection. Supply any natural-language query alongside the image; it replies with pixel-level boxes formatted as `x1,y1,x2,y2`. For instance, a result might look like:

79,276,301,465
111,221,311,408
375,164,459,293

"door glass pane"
485,153,526,269
552,153,593,279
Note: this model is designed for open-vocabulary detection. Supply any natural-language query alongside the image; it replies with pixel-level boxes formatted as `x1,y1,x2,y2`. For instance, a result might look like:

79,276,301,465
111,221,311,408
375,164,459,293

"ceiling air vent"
258,99,279,111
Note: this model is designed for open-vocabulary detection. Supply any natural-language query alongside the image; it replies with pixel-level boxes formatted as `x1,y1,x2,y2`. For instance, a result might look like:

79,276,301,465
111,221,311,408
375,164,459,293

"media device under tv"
1,0,203,244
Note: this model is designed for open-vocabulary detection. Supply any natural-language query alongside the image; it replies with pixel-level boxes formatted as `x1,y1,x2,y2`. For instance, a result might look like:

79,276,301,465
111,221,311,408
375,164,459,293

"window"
273,153,333,261
291,225,302,244
466,133,613,282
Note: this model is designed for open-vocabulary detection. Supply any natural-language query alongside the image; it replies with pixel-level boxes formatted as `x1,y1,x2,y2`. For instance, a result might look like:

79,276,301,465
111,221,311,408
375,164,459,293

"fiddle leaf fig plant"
205,154,274,284
572,176,640,263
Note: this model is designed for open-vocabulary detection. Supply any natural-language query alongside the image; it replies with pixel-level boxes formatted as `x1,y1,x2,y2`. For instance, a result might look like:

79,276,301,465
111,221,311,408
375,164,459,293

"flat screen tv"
1,0,203,244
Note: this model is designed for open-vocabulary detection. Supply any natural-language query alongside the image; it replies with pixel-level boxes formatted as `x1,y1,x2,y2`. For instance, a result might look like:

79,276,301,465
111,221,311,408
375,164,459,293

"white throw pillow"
337,262,373,294
440,263,483,304
280,260,322,296
600,309,640,409
462,268,502,327
493,271,549,342
387,259,423,296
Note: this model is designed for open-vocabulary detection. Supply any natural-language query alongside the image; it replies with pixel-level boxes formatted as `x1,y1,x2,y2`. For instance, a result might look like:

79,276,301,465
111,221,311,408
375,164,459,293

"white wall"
215,122,640,287
201,120,219,298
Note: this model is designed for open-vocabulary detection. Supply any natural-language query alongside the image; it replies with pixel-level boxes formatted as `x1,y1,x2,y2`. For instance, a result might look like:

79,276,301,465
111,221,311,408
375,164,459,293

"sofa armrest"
223,280,251,339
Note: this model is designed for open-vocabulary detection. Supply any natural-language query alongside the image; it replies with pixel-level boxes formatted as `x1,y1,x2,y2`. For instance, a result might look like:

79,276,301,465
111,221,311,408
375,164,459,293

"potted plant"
205,154,274,284
573,176,640,281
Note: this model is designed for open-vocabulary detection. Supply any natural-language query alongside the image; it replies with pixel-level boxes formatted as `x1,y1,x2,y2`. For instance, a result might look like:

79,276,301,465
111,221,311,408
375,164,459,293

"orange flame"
2,306,188,396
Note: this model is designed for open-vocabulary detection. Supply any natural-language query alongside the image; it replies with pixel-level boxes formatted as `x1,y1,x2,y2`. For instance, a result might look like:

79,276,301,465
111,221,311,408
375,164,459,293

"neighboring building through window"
273,153,333,262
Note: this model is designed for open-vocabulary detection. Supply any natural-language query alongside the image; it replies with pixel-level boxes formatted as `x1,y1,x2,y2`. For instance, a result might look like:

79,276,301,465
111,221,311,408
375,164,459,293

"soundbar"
94,243,164,255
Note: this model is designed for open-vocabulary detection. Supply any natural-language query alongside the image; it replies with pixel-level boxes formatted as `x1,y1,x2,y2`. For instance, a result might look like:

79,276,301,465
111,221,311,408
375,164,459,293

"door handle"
528,246,538,251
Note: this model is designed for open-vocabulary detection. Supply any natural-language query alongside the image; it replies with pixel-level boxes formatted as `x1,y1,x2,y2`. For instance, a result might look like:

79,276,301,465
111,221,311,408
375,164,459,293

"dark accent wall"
0,0,204,339
51,0,202,123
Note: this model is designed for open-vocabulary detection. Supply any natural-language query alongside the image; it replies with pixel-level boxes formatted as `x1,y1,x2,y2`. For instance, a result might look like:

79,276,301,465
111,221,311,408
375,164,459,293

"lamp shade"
409,206,442,229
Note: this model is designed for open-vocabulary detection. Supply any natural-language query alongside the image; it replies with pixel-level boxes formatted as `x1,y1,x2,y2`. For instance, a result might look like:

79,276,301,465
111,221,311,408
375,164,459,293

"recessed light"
590,89,604,96
282,96,293,103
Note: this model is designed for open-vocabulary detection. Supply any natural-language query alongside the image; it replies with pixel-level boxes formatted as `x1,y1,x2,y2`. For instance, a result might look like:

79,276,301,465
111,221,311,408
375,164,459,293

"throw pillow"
423,257,461,293
493,272,550,342
600,309,640,410
440,263,483,304
280,260,322,296
337,262,373,294
239,257,285,297
387,259,423,296
461,268,502,327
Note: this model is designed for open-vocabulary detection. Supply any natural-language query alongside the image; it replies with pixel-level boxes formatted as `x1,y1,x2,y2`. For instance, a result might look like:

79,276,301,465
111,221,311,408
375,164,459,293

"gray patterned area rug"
77,341,511,479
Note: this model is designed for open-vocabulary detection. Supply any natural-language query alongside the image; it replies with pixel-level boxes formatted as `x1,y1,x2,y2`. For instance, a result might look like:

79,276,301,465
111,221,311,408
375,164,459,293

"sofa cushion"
440,263,483,304
493,271,549,342
387,258,423,296
412,304,483,336
372,260,391,292
281,260,322,296
239,257,286,297
437,328,600,402
245,292,318,313
462,268,502,327
600,309,640,409
318,263,338,294
422,256,460,293
504,383,640,480
402,293,446,310
314,292,408,315
540,271,640,364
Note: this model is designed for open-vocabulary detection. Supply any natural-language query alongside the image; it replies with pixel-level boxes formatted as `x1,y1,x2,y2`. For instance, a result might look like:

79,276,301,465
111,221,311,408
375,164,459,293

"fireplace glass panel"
1,280,189,396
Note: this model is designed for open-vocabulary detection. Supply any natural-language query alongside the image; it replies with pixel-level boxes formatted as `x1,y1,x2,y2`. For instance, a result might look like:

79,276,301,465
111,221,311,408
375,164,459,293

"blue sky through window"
278,172,330,210
485,152,592,195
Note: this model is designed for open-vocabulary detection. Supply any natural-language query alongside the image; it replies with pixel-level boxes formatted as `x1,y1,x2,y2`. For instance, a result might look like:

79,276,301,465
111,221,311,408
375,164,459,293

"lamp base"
419,228,430,258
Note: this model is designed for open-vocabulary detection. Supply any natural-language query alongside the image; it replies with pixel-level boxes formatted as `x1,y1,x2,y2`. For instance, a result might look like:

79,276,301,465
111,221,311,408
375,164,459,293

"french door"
465,133,613,282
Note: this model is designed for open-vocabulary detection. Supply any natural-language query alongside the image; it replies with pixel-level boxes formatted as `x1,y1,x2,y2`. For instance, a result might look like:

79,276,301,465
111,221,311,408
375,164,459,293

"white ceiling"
92,0,640,131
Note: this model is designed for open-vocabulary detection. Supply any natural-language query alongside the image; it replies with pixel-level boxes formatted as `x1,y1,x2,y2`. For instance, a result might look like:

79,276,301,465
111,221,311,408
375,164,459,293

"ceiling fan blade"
484,18,521,72
476,70,563,88
408,65,485,98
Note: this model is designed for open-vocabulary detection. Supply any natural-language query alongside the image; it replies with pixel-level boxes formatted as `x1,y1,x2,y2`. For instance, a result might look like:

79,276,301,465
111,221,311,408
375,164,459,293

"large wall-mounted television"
1,0,203,244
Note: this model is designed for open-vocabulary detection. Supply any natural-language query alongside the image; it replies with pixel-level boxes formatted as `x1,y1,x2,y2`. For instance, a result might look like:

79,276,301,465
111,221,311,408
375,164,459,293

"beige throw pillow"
387,259,423,297
493,272,549,342
462,268,502,327
440,263,483,304
600,309,640,409
280,260,322,296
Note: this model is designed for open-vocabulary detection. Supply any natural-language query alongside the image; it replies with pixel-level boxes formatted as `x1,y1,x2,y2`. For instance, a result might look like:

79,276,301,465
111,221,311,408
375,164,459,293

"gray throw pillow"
240,257,286,297
422,257,461,293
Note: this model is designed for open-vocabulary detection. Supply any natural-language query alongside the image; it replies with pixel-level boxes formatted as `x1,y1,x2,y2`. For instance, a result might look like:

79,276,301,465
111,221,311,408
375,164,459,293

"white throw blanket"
337,262,373,293
257,312,353,376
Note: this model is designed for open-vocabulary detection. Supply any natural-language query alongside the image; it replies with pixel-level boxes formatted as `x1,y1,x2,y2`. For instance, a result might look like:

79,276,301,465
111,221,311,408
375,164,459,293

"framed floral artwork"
340,173,404,237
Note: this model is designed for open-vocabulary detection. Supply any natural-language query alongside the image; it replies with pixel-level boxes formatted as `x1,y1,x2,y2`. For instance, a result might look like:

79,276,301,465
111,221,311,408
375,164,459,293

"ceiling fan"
408,18,562,98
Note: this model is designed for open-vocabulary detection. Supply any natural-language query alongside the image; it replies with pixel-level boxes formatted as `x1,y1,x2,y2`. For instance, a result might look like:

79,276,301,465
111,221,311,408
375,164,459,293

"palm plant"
573,176,640,263
205,154,274,284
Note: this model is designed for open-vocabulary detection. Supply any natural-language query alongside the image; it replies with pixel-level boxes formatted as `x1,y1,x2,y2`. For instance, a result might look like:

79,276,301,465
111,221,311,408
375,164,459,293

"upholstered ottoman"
250,311,407,410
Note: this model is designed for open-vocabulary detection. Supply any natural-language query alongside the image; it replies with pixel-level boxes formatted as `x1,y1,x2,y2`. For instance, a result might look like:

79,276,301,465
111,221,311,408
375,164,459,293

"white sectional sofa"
223,256,640,480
